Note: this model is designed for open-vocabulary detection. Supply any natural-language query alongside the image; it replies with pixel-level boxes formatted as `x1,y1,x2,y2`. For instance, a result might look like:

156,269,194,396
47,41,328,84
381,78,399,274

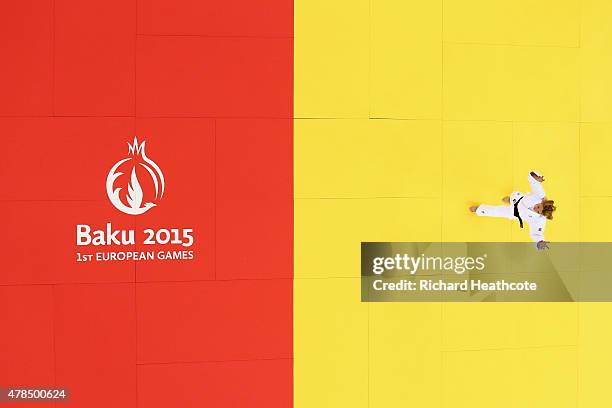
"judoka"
469,171,556,250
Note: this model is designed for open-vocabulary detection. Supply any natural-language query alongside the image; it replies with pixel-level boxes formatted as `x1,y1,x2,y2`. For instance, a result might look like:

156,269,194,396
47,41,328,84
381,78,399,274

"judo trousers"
475,204,515,220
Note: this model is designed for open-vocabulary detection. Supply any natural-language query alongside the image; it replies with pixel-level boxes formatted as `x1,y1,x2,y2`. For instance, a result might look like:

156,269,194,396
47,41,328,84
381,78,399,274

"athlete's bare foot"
469,205,478,213
502,196,510,203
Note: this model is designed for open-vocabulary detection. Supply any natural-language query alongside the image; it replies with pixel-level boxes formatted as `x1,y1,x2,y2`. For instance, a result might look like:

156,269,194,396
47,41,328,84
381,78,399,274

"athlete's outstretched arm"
528,170,546,199
530,217,549,250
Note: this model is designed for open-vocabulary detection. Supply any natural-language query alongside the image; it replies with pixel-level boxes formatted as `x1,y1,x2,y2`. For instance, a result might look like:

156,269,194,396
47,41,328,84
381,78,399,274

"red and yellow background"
4,0,612,407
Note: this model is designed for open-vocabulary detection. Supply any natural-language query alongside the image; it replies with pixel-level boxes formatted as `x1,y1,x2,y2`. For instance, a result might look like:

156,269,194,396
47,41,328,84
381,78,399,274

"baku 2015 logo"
106,137,165,215
75,137,194,262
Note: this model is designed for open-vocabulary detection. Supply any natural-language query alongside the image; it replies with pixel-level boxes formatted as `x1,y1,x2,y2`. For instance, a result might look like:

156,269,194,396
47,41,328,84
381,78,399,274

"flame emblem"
106,137,165,215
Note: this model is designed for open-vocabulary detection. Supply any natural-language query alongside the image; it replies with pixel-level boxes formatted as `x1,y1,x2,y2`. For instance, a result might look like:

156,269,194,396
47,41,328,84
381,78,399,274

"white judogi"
475,171,547,242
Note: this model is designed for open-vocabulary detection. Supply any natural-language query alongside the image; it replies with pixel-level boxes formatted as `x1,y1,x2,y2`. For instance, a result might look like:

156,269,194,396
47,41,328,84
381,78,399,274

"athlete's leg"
473,204,514,219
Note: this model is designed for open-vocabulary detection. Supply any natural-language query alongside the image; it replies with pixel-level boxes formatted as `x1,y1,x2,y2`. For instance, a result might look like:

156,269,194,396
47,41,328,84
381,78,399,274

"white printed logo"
106,137,165,215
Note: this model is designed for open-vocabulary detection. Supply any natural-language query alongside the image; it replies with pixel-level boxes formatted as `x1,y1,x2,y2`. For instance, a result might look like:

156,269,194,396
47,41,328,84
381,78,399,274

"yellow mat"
295,0,612,406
